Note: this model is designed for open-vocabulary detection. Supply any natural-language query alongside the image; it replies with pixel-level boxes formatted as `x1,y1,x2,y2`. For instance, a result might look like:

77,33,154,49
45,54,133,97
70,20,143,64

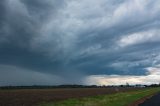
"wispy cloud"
118,29,160,47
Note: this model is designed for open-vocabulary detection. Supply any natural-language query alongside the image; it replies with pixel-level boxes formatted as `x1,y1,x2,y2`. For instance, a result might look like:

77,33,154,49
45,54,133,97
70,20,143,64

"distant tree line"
0,83,160,89
0,85,100,89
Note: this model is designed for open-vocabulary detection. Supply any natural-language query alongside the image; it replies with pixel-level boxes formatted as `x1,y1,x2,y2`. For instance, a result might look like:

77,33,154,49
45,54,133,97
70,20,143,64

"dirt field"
0,87,141,106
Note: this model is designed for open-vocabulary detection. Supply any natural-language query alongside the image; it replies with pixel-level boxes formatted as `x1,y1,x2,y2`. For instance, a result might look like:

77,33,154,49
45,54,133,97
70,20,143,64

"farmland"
0,87,159,106
40,87,160,106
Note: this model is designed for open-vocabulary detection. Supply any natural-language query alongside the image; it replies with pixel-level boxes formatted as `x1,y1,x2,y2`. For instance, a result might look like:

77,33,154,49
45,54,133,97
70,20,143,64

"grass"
40,87,160,106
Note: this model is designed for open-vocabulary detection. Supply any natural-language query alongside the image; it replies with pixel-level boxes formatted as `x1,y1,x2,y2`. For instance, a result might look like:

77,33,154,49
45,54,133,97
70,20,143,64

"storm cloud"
0,0,160,85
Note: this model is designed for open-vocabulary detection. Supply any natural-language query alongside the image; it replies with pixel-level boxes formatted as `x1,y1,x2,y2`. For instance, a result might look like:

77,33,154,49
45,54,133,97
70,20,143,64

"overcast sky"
0,0,160,86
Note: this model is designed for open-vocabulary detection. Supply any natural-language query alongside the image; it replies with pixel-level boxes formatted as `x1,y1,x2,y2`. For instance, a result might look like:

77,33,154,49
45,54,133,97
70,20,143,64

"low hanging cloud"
0,0,160,85
0,65,65,86
86,67,160,85
0,64,87,86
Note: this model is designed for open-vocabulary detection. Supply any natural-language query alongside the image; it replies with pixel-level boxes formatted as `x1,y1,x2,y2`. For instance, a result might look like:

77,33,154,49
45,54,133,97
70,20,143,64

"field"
41,88,160,106
0,87,159,106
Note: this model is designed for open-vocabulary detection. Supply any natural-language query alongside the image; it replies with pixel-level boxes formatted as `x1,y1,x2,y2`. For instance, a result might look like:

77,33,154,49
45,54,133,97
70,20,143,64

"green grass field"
40,87,160,106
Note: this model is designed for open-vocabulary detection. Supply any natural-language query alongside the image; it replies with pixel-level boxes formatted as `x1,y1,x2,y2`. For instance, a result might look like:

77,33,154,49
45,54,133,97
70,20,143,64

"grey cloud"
0,0,160,85
0,65,65,86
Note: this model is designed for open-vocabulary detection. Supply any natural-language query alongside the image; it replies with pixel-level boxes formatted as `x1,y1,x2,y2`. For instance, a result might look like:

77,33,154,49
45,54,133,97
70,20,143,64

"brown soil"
0,87,140,106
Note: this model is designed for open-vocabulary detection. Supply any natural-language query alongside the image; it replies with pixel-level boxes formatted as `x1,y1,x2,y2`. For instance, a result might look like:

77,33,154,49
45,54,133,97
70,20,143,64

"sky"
0,0,160,86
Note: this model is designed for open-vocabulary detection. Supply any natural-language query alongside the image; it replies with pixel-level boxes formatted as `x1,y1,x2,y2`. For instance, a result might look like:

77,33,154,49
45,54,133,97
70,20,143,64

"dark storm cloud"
0,0,66,69
0,0,160,85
